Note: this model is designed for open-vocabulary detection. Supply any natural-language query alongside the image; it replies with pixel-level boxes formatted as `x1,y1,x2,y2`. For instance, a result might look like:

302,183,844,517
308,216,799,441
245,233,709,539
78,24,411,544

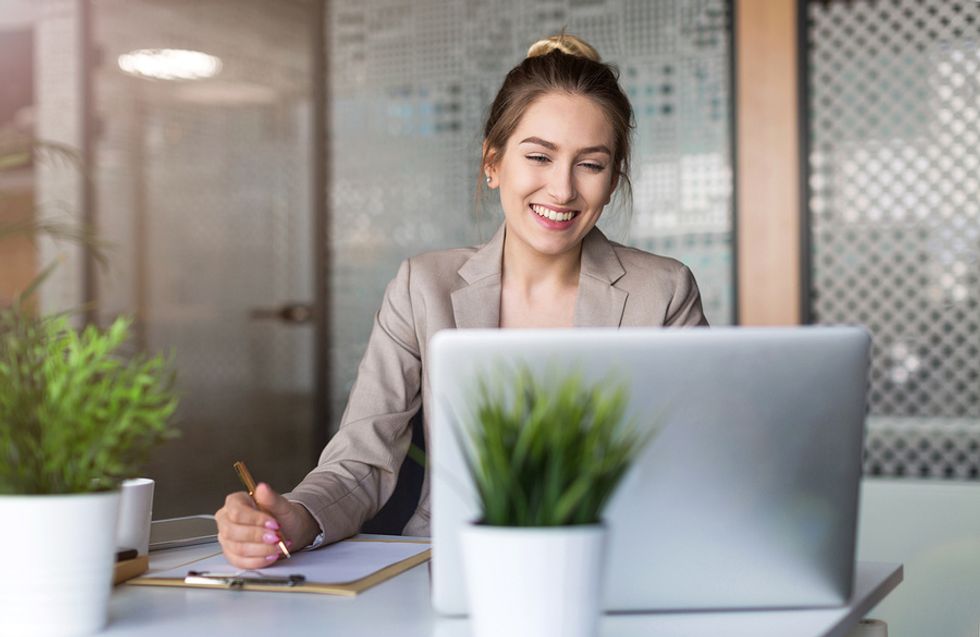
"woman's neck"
499,230,581,328
501,230,582,294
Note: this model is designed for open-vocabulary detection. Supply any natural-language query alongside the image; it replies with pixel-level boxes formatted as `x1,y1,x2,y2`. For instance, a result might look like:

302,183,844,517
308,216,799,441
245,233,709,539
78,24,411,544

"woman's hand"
215,483,319,569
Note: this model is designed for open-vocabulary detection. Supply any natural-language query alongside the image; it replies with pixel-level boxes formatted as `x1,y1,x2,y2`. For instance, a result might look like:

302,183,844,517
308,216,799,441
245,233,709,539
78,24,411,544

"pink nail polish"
285,540,293,548
262,532,278,543
265,554,277,562
264,520,280,531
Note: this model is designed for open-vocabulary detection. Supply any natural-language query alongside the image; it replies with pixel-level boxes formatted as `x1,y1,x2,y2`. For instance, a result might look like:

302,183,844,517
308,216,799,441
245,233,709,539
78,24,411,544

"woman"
216,33,708,569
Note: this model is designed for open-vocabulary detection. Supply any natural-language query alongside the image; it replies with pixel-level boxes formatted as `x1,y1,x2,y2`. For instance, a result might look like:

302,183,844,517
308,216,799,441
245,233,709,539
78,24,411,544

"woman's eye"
526,155,549,164
580,163,605,172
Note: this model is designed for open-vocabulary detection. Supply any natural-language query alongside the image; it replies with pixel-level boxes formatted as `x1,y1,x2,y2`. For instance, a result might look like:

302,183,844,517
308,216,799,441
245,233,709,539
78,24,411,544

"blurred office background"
0,1,978,634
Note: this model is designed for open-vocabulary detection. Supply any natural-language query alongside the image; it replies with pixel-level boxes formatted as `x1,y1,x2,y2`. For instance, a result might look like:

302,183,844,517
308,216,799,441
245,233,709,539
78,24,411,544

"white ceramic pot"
461,523,606,637
0,490,120,637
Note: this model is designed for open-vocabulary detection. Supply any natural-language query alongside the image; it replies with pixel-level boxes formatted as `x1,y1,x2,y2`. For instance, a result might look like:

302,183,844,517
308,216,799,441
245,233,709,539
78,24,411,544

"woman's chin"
526,233,586,258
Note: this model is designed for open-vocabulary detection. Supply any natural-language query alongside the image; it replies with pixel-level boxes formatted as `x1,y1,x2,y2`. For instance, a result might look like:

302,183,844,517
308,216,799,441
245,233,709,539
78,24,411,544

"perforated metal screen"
807,0,980,478
327,0,734,429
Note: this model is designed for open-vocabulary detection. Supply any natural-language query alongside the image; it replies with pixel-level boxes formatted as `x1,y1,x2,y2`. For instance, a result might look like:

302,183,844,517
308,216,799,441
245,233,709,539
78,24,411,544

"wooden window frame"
735,0,805,325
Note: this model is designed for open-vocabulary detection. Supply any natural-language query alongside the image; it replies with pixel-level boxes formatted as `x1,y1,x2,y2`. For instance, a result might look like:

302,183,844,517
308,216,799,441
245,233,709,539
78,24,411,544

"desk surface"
109,537,902,637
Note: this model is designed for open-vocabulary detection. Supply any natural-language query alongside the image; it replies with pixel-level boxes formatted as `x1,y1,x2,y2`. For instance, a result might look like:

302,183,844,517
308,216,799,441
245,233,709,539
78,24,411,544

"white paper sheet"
148,540,430,585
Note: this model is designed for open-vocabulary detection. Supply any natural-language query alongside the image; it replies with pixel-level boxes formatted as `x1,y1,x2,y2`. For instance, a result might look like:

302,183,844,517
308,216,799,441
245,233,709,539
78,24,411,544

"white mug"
116,477,155,555
847,619,888,637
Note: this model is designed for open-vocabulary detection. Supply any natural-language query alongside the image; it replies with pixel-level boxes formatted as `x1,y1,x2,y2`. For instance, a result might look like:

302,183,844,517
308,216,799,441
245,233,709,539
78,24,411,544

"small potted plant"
458,364,655,637
0,133,179,636
0,310,178,636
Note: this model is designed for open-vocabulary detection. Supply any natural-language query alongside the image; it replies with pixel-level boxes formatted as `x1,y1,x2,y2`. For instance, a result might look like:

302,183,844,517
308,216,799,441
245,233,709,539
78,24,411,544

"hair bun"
526,33,600,62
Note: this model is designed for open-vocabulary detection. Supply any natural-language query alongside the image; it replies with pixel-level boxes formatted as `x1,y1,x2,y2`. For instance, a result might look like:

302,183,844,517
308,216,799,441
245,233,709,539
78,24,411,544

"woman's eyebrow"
519,136,612,156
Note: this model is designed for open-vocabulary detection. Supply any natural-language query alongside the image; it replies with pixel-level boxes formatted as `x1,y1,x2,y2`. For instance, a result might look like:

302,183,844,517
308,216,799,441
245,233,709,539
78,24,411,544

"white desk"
109,538,902,637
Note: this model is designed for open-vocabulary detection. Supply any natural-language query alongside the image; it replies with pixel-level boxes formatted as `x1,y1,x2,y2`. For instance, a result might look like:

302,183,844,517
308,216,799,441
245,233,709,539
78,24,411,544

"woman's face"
487,92,618,260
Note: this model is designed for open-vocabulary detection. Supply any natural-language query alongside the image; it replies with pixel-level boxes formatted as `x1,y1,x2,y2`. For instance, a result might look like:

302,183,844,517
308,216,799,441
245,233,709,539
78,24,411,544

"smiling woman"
214,32,709,567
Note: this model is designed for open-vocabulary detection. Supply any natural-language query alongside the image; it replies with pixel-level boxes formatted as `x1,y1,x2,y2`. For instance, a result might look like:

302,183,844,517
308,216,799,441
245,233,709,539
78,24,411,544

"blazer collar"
451,224,506,329
451,223,628,328
574,227,628,327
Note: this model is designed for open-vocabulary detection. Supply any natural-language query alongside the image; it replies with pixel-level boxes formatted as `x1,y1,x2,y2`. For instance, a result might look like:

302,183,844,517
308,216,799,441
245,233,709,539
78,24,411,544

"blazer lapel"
451,224,506,328
574,227,628,327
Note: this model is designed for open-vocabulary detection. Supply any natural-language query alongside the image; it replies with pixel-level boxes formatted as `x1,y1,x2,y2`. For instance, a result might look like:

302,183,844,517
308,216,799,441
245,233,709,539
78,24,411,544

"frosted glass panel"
87,0,316,516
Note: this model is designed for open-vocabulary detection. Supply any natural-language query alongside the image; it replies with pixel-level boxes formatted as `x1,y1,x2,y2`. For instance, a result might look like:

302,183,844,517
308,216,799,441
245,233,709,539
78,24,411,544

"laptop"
429,326,870,614
148,515,218,551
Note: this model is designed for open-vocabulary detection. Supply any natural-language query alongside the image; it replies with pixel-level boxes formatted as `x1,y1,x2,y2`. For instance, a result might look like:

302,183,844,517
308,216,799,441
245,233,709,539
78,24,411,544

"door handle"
249,302,315,325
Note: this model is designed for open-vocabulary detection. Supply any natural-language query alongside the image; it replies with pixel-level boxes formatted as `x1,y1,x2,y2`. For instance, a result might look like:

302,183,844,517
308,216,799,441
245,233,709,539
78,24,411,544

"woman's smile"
530,203,579,226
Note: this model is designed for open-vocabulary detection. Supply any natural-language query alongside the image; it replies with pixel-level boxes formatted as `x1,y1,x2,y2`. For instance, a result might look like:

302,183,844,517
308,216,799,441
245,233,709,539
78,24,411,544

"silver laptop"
430,326,870,614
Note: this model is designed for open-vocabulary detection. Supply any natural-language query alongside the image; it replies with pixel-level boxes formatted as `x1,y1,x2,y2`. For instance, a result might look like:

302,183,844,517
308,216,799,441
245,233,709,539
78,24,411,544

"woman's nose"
547,166,577,203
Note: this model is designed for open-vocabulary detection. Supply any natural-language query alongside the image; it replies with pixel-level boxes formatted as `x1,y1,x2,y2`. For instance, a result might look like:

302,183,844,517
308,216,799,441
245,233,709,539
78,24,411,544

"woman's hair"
481,33,635,207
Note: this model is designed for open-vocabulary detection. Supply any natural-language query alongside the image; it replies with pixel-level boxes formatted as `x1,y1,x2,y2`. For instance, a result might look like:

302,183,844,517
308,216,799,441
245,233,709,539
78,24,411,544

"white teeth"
531,204,576,222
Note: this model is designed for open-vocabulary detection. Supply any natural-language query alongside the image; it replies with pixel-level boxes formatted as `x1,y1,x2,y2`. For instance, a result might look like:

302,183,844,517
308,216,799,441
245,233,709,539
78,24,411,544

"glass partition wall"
77,0,316,516
95,0,318,516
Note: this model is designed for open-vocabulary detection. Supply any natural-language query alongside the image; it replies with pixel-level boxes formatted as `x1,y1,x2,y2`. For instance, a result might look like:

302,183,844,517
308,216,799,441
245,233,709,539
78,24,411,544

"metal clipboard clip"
185,570,306,589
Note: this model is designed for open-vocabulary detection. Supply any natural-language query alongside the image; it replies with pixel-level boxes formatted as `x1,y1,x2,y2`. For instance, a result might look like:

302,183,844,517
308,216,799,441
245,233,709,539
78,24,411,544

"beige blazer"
286,224,708,544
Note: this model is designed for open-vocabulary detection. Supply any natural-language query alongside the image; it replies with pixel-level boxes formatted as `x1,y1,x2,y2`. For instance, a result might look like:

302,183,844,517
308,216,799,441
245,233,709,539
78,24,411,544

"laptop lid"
430,326,870,613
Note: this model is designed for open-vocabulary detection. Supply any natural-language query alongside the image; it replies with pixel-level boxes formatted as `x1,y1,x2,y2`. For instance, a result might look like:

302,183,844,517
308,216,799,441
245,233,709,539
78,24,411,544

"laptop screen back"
430,326,870,613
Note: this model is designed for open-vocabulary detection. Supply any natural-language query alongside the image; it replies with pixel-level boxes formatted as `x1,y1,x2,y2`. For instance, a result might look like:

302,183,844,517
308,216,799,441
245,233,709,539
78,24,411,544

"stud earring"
485,176,491,185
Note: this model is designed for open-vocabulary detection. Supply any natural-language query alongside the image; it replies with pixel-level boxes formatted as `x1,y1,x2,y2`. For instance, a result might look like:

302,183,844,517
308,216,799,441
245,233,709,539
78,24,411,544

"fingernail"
262,532,278,543
265,554,277,562
285,540,293,548
264,520,280,531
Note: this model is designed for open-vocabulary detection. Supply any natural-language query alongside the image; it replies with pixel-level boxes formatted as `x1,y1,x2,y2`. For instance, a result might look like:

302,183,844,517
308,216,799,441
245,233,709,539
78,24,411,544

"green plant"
0,310,179,495
1,132,109,310
0,129,177,495
461,364,656,527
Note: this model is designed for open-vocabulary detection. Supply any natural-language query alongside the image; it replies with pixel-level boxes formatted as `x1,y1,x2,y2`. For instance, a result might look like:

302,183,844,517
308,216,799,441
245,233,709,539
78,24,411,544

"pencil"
233,460,291,559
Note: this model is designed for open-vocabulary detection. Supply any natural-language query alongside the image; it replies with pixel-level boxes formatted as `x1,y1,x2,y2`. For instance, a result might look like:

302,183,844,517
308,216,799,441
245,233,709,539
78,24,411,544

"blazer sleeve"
285,258,421,545
664,265,710,327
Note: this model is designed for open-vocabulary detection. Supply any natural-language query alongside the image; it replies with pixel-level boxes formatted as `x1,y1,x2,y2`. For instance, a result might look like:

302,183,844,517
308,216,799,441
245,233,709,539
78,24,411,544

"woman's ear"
604,171,620,205
483,144,499,189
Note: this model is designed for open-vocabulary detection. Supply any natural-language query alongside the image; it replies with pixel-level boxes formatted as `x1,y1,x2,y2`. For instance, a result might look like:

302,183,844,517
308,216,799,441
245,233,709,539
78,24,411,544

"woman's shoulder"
605,239,694,280
407,244,480,272
600,237,707,326
388,243,484,293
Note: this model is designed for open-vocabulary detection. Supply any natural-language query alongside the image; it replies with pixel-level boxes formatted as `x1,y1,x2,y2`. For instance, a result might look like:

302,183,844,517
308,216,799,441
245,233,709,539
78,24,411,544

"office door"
87,0,320,516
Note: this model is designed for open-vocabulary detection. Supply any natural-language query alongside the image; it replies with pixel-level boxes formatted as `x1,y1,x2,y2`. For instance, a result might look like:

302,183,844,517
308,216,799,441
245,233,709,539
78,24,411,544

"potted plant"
458,364,655,637
0,133,179,636
0,310,179,636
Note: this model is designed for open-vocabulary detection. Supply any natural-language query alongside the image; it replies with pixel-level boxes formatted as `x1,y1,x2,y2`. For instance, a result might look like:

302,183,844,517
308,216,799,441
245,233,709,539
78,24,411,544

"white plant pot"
461,523,606,637
0,491,120,637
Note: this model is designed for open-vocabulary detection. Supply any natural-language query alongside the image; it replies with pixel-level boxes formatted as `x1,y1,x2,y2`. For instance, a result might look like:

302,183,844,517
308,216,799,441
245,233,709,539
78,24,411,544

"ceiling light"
117,48,222,81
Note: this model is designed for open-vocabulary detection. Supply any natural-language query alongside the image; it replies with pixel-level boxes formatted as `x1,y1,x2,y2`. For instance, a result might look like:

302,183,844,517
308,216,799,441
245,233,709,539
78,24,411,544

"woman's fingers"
215,490,288,567
253,483,293,520
221,536,281,559
219,492,278,528
251,484,318,550
218,519,277,544
225,551,283,570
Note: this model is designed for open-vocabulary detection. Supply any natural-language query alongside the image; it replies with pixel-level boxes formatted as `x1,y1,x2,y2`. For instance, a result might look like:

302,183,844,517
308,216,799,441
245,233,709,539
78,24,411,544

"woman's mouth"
530,204,579,223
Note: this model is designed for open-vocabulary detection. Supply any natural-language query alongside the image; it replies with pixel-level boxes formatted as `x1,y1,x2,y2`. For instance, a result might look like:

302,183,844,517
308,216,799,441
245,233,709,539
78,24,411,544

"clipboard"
129,537,431,596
